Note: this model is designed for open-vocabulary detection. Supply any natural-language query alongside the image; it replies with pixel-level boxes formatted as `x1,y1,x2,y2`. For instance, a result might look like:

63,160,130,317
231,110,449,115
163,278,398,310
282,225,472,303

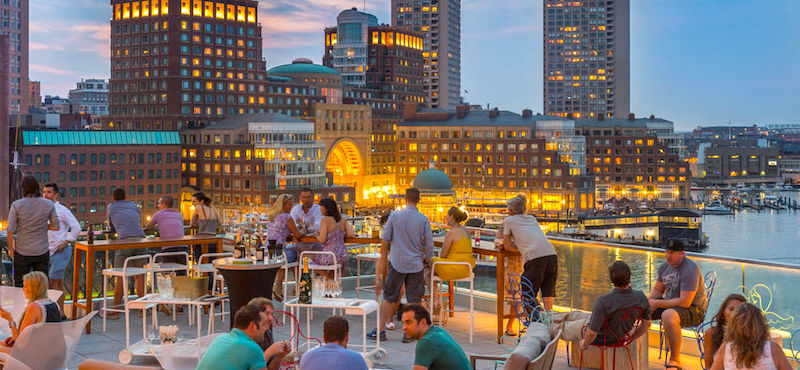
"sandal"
665,363,682,370
504,329,518,337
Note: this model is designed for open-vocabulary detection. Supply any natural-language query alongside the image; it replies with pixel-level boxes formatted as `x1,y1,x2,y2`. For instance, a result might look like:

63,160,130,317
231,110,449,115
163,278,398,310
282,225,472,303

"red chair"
579,306,644,370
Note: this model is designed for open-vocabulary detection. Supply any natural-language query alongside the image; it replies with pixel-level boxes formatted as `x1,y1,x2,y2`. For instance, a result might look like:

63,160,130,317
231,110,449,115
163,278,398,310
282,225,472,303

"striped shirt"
381,205,434,274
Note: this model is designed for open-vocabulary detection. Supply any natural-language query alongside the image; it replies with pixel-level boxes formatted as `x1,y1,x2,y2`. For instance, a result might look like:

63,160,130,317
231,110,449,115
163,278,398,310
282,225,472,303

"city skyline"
28,0,800,130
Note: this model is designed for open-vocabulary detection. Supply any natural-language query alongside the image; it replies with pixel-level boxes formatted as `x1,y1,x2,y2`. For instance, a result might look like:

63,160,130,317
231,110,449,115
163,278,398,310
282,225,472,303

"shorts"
114,248,149,268
383,264,425,304
48,244,73,279
652,305,705,327
521,254,558,298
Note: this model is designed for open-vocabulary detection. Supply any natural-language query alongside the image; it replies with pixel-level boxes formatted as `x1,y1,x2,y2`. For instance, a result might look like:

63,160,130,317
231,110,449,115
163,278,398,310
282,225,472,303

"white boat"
703,201,732,215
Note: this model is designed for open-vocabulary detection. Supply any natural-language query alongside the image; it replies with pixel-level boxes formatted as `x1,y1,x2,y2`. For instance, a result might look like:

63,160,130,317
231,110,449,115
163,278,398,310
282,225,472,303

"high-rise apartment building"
543,0,629,119
392,0,461,110
0,35,10,221
69,79,110,118
108,0,268,130
0,0,29,113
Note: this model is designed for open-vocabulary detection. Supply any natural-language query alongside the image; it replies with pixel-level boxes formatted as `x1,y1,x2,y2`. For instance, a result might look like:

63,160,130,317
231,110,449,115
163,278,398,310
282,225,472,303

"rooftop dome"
413,168,453,191
268,59,339,75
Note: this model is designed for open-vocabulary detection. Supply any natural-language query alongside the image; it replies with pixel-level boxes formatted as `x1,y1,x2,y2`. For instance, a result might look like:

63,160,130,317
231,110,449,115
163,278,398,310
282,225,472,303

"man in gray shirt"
648,240,707,369
6,175,59,287
107,188,147,317
369,188,434,342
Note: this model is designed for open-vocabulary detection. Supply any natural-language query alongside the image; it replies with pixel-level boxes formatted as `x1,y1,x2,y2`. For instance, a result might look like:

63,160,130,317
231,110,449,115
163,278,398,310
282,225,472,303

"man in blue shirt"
299,316,368,370
106,188,147,317
198,304,290,370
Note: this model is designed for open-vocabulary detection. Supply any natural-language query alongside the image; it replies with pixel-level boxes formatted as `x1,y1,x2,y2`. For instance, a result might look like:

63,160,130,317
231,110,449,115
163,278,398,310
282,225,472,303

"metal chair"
193,252,233,322
658,270,717,367
101,254,155,332
355,252,381,298
579,306,644,370
429,260,475,342
300,251,342,283
507,273,545,336
789,329,800,367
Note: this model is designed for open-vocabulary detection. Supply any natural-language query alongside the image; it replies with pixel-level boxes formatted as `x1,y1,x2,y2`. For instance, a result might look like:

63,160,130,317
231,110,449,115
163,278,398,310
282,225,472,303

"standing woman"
313,198,355,269
191,192,223,260
267,194,301,301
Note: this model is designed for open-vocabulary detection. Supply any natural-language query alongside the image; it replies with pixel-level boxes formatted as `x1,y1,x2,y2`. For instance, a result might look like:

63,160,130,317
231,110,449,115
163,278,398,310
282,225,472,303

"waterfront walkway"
69,289,706,369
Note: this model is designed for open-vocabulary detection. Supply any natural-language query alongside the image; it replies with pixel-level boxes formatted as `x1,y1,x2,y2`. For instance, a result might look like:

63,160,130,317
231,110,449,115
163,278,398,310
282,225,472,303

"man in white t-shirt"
501,195,558,311
290,188,322,234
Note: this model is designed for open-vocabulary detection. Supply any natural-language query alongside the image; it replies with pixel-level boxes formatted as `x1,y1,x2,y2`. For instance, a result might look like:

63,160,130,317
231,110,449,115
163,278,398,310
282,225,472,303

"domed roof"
268,59,339,76
413,169,453,191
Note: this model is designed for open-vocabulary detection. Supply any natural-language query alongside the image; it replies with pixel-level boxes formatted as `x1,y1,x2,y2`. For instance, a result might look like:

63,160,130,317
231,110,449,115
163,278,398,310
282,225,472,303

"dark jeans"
192,242,218,263
13,251,50,287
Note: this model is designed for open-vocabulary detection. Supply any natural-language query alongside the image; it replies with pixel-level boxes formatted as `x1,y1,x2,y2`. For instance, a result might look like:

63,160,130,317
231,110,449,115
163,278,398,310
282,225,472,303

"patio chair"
193,252,233,322
0,287,64,336
507,273,545,336
578,306,644,370
0,310,97,370
472,326,563,370
658,270,717,368
102,254,154,332
429,260,475,342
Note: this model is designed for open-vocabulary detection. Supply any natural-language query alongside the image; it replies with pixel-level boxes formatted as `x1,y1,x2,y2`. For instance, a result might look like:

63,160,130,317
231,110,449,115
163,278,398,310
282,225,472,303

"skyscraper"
0,35,10,221
108,0,268,130
0,0,29,113
543,0,630,119
391,0,461,110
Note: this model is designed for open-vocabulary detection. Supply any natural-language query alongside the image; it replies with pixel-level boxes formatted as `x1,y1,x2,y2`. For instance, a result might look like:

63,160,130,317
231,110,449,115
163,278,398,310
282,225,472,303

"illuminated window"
236,5,245,21
132,1,140,17
215,3,224,18
180,0,190,15
122,2,131,18
151,0,159,16
142,1,150,17
204,1,213,17
226,4,235,20
192,0,202,16
247,7,256,22
161,0,168,15
114,4,121,19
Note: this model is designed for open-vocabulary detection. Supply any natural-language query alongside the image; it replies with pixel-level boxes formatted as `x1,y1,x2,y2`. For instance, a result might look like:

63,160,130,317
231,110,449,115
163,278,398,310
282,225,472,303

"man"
401,304,470,370
501,195,558,311
198,304,290,370
107,188,147,317
247,297,291,369
145,195,187,269
299,316,369,370
581,261,651,350
648,240,707,369
290,188,323,234
43,183,81,317
369,188,434,342
6,175,59,287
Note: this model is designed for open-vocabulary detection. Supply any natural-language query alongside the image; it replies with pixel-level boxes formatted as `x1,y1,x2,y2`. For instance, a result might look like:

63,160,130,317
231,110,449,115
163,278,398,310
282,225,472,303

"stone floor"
69,291,705,369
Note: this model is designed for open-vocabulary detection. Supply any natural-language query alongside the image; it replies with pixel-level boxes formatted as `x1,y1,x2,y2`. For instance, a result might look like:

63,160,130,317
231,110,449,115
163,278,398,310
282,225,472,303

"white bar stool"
150,251,191,321
355,252,381,298
101,254,154,332
430,261,475,343
193,252,233,322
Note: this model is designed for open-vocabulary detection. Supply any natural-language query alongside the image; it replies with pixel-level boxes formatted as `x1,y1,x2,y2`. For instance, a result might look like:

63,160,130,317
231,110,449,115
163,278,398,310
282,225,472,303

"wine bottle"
87,223,94,245
299,257,312,304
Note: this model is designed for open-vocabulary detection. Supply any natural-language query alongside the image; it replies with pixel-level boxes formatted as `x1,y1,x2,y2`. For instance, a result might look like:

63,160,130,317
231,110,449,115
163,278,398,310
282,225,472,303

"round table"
213,258,284,328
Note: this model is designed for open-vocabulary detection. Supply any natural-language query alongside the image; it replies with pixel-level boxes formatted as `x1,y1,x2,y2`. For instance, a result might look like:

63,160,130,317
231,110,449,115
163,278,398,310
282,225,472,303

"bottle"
299,257,312,304
87,224,94,245
474,230,481,248
255,236,264,261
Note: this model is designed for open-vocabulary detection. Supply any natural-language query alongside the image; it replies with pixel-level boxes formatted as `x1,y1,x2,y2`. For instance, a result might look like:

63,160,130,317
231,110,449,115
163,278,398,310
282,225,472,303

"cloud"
30,64,76,76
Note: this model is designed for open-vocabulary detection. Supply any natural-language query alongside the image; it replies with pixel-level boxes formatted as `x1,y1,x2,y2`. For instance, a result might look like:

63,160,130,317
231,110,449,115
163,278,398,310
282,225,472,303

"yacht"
703,201,732,215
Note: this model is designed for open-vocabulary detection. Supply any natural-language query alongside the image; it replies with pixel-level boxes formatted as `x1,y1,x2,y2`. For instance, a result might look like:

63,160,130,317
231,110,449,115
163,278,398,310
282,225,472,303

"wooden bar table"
71,235,224,333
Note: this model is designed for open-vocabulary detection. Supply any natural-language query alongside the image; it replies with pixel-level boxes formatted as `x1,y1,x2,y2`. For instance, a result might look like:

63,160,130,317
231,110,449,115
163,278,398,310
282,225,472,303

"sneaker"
367,328,387,341
402,333,411,343
385,322,396,330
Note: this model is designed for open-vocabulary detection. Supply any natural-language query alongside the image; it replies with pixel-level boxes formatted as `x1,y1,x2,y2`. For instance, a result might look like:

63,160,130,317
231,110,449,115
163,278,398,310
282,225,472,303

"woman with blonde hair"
711,302,791,370
268,194,302,301
428,207,475,312
0,271,62,352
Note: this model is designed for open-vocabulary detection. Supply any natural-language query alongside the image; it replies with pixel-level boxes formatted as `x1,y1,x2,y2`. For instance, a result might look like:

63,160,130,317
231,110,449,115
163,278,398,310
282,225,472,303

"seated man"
197,304,290,370
648,240,707,369
247,297,291,369
299,316,368,370
581,261,651,350
401,304,471,370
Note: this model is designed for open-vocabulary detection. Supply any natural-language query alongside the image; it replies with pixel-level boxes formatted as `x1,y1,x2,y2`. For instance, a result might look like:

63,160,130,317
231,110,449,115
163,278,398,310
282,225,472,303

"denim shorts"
48,244,73,279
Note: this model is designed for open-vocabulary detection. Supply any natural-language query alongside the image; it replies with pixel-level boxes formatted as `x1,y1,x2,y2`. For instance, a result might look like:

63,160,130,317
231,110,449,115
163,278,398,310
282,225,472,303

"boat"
736,183,752,192
703,201,732,215
763,195,786,210
578,209,706,250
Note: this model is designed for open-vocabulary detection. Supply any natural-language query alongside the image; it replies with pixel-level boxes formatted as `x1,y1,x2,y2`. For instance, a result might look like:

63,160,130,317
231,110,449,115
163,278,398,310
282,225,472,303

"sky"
29,0,800,131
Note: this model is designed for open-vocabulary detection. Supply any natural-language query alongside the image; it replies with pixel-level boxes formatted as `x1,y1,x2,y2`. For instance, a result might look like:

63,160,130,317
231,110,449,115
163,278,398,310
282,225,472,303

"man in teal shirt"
401,304,471,370
198,304,290,370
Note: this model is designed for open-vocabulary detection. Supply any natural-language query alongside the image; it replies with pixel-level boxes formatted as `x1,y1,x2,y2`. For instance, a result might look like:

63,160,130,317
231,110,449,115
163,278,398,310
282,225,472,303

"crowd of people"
4,176,793,369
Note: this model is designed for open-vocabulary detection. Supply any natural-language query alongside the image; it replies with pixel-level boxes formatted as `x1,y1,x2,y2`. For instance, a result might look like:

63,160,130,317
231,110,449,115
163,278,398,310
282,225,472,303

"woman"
191,192,223,260
711,303,791,370
0,271,62,353
704,294,747,369
429,207,475,311
313,198,355,268
267,194,301,301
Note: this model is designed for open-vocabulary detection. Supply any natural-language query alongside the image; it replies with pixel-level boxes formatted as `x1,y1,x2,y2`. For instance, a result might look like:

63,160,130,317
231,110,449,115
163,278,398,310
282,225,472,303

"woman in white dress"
710,302,791,370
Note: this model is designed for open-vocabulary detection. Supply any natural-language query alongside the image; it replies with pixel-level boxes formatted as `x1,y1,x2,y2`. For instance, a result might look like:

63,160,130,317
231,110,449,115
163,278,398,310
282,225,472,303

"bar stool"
101,254,154,332
150,251,191,321
193,252,233,322
281,252,300,300
355,252,381,298
430,261,475,342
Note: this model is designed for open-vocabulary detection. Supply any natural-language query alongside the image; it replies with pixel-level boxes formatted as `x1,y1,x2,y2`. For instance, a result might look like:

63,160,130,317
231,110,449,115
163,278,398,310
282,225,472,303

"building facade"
543,0,630,119
392,0,461,110
0,35,9,221
68,79,110,121
698,139,780,185
108,0,268,130
0,0,28,113
397,106,596,218
575,116,691,204
180,113,355,217
28,80,39,110
19,130,182,225
265,59,340,117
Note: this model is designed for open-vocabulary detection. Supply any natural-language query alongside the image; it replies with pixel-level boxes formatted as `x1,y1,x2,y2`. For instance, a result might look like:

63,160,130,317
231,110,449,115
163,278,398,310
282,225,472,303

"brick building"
0,0,28,113
0,35,9,221
397,106,595,217
19,130,182,225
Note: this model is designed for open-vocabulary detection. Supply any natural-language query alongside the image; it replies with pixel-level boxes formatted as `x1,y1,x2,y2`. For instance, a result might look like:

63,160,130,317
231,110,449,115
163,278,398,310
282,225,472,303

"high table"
71,235,223,334
212,257,283,328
